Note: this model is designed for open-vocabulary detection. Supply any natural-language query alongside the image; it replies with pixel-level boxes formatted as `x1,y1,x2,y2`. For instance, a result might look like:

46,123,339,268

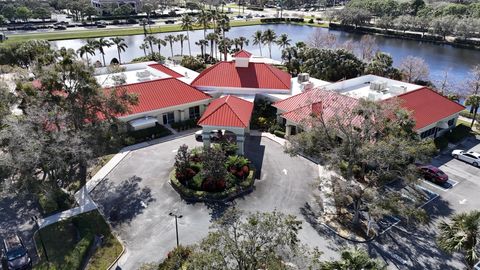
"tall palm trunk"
117,48,122,64
471,106,478,128
101,53,106,66
170,43,174,58
187,31,192,56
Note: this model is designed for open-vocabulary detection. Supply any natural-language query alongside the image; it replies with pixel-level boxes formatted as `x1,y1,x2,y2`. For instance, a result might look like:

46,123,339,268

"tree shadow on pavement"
244,135,266,179
366,197,456,270
0,192,40,262
91,175,155,226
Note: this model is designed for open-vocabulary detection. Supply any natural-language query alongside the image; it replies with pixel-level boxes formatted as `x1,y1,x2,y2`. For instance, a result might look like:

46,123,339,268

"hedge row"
170,119,199,131
274,130,286,138
260,17,305,23
125,124,172,145
63,234,94,270
435,123,473,150
170,167,255,202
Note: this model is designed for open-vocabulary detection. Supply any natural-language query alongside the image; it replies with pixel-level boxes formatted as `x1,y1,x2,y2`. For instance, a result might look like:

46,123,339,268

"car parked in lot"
195,130,223,141
452,149,480,167
1,235,31,270
416,164,449,184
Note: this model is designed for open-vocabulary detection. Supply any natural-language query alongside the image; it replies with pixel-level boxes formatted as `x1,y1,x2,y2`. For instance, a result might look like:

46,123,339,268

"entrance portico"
197,95,254,155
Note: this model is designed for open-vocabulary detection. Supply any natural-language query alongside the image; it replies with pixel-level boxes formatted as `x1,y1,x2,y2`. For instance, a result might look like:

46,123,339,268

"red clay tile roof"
191,61,291,90
274,88,360,125
110,78,211,117
148,63,183,78
392,87,465,130
233,50,252,58
198,95,254,128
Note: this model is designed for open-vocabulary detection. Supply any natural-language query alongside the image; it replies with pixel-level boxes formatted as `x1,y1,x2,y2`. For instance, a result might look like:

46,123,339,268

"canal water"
52,24,480,92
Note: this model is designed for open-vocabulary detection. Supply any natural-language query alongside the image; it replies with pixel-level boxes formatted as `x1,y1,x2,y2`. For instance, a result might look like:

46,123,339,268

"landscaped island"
170,143,255,202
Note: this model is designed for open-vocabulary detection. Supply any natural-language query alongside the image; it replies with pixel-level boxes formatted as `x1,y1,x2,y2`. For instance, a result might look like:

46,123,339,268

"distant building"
91,0,142,13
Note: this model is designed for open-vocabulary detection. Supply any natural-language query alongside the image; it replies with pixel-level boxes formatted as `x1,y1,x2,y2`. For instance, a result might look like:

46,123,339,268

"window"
162,112,175,124
448,118,455,127
420,127,436,139
189,106,200,119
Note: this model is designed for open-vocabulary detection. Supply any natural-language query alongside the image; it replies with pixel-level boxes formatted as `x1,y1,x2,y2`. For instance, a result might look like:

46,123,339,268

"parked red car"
416,164,449,184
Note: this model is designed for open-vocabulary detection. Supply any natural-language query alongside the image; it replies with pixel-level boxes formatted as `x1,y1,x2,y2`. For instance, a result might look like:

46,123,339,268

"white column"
202,132,211,148
286,125,292,136
236,135,245,155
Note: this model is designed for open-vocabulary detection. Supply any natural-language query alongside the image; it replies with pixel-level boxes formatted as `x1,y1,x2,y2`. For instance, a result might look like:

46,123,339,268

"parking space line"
421,179,459,192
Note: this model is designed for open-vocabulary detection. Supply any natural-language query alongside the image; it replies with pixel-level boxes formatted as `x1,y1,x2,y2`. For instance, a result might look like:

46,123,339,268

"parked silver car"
452,149,480,167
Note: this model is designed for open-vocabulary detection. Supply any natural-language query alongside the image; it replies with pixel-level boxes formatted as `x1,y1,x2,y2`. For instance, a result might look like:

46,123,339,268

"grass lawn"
34,210,123,270
6,20,263,42
457,119,472,127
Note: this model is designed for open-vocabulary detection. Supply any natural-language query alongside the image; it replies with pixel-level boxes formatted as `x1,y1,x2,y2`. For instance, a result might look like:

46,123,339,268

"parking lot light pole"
169,212,183,247
31,216,48,262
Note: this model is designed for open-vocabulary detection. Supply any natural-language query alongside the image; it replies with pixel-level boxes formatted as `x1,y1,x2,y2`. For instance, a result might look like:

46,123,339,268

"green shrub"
308,18,314,23
180,56,206,72
126,124,172,145
170,119,198,131
39,193,59,215
274,130,286,138
159,246,192,270
38,188,74,215
190,173,204,190
447,124,472,143
63,235,93,270
434,136,449,150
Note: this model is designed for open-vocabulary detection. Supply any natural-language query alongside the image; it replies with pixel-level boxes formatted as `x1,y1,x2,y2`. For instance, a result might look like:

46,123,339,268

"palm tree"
252,30,263,57
233,38,242,51
320,248,386,270
176,34,188,56
154,38,167,58
438,211,480,269
94,38,113,66
110,37,128,64
217,14,230,60
238,36,249,50
262,29,277,59
164,35,177,59
76,43,95,64
139,42,149,57
276,33,291,50
181,14,194,56
197,9,211,39
206,32,218,59
196,39,209,60
144,35,156,56
466,94,480,128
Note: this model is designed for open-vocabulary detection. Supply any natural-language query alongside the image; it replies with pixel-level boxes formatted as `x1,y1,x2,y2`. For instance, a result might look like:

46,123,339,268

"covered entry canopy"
197,95,254,155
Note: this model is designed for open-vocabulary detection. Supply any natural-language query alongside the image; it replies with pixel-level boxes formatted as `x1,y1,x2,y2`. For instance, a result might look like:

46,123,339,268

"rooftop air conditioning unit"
297,73,310,83
136,70,151,82
300,81,314,92
370,81,387,92
389,85,407,95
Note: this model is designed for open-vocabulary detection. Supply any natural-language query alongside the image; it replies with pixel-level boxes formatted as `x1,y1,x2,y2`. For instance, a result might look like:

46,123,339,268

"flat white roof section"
266,76,331,101
164,63,200,84
324,75,423,101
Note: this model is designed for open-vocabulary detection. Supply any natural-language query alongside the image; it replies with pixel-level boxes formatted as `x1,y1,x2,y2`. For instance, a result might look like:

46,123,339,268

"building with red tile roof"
148,63,184,78
191,50,291,94
197,95,254,154
274,86,464,138
111,78,211,126
393,87,465,138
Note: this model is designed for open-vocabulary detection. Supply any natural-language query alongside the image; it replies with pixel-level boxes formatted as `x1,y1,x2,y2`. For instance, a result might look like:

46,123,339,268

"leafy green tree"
430,16,456,40
335,7,371,28
181,14,195,56
365,52,401,80
15,6,32,22
201,146,227,184
410,0,425,16
252,30,263,57
181,56,206,72
110,37,128,64
0,40,55,68
1,4,16,22
33,7,51,21
300,48,364,82
261,28,277,59
320,248,386,270
113,4,134,21
186,209,321,270
286,100,436,225
438,211,480,269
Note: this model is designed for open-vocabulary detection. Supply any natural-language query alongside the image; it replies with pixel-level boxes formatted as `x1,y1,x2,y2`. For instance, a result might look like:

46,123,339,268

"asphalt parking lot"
91,135,334,269
90,134,480,270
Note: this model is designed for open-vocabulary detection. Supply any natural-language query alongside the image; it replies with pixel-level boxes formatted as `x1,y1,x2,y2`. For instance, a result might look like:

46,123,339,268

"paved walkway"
36,130,198,228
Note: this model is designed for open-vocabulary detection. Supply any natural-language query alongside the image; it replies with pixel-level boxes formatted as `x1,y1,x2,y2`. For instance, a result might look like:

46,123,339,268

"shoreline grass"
4,20,329,43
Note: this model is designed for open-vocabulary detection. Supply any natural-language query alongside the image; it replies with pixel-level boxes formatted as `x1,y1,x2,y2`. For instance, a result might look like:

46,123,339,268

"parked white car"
451,149,480,167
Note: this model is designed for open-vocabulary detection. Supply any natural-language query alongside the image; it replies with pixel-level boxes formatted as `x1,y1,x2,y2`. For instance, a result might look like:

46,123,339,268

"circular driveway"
90,134,332,269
